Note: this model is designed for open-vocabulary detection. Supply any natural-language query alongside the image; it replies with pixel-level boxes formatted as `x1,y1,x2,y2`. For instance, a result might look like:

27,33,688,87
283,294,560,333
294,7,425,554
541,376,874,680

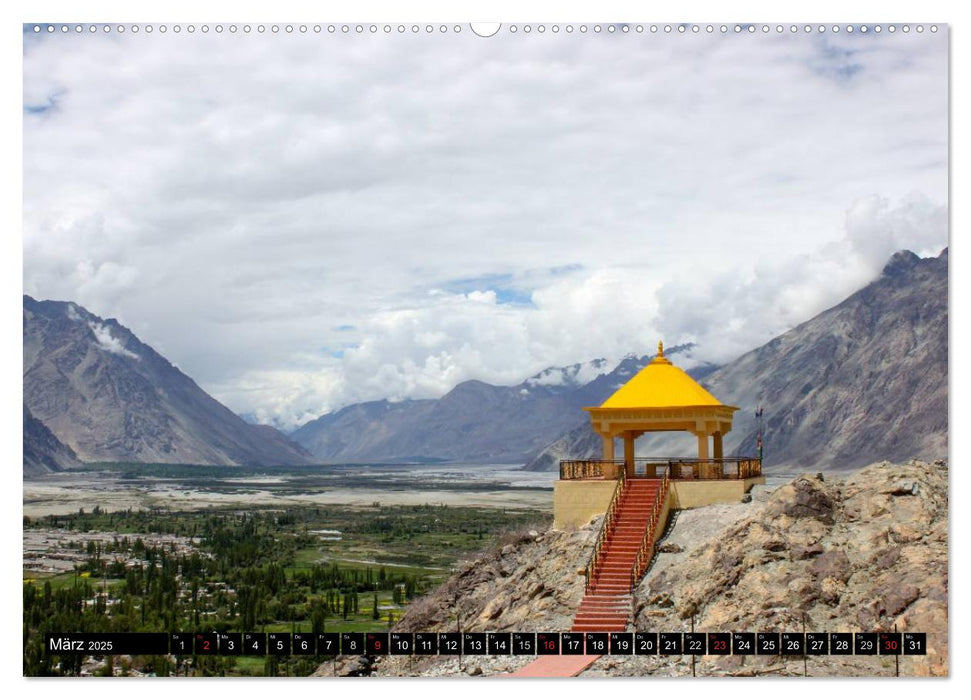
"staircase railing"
584,467,627,592
629,473,669,591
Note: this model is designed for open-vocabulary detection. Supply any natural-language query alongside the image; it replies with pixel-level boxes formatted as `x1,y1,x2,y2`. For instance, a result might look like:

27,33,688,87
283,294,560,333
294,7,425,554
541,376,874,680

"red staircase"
571,478,664,633
507,478,667,677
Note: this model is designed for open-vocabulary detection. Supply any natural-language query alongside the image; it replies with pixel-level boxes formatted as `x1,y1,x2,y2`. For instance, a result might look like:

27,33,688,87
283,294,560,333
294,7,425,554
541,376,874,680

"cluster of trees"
23,508,431,676
22,543,183,676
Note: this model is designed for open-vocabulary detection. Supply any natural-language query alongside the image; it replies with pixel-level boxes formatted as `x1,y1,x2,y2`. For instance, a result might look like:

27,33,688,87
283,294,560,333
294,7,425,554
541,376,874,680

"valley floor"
23,463,555,517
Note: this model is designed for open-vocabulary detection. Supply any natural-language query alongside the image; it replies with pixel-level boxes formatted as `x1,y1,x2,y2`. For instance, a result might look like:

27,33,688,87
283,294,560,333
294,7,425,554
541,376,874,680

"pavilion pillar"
696,432,710,460
623,432,636,475
712,432,724,478
601,435,615,461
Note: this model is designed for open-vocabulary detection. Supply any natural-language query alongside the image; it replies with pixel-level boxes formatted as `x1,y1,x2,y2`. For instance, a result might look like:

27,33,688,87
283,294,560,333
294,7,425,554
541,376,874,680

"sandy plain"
23,465,557,517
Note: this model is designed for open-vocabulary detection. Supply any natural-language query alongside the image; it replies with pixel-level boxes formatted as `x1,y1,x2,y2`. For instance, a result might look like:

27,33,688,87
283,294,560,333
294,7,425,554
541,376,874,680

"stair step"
590,584,631,589
572,620,628,626
571,630,627,635
574,609,627,615
593,570,635,575
578,610,628,617
579,601,629,607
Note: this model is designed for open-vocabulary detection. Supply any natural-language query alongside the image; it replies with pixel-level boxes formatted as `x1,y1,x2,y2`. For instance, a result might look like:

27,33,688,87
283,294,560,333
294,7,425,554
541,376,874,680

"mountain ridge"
524,248,948,471
290,346,715,464
23,404,81,476
23,295,313,471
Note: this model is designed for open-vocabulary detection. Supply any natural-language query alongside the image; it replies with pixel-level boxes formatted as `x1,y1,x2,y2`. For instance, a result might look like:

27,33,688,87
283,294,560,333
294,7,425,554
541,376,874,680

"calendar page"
21,12,948,684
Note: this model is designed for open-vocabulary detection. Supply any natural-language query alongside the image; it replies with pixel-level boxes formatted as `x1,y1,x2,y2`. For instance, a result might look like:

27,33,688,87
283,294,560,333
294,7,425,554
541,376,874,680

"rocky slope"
339,460,946,677
23,404,81,476
632,459,947,677
23,296,312,467
526,248,948,472
292,348,716,464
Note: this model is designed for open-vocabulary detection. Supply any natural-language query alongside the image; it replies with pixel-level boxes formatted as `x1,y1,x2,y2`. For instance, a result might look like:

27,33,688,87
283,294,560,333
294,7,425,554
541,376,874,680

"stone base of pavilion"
553,458,765,529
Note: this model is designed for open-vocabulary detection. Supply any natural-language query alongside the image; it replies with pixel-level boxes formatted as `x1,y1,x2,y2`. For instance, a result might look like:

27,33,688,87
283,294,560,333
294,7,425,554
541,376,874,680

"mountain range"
289,350,716,463
524,248,948,471
22,248,948,476
23,296,312,472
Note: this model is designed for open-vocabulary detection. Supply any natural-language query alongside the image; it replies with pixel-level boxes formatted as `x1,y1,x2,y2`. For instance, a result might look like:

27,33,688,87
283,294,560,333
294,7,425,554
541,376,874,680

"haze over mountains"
23,296,312,471
288,350,716,464
23,248,947,476
525,248,948,472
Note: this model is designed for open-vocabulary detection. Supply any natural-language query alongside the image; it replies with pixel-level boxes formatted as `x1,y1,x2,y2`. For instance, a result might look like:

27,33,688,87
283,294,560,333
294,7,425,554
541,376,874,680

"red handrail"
629,473,669,590
584,468,627,591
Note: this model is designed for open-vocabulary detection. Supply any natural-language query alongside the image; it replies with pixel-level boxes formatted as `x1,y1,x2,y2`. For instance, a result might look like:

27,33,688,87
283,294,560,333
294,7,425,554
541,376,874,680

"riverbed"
23,463,557,517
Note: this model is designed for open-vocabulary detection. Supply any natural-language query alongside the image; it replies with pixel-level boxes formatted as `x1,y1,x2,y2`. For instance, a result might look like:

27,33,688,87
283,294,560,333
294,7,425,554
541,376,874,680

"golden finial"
657,340,664,358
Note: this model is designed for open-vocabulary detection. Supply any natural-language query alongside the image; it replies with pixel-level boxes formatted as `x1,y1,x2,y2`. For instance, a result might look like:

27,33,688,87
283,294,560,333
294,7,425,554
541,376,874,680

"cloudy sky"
22,24,948,429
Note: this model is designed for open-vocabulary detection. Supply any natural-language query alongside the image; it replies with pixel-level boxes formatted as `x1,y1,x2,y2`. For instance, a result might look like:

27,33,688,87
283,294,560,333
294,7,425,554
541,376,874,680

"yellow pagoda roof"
599,341,727,409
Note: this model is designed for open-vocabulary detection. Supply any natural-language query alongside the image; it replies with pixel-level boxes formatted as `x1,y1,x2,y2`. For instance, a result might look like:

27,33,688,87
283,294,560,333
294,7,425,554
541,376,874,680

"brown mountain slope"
23,404,81,476
23,296,312,467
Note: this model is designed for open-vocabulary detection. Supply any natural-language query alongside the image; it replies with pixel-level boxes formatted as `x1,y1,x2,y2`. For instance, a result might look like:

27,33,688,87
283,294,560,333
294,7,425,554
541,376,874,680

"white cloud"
22,28,947,428
87,322,139,360
653,195,948,365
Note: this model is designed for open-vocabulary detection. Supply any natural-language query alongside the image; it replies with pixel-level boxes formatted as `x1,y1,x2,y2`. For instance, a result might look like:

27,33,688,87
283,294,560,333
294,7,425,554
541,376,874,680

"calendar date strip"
46,631,927,657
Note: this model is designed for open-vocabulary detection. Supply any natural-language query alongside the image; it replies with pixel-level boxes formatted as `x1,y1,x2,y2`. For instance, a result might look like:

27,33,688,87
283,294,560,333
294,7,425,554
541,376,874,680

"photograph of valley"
21,18,948,683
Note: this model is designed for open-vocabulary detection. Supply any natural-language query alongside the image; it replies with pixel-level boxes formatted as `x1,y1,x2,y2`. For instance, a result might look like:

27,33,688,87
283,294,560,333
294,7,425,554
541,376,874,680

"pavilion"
553,342,763,528
511,342,765,677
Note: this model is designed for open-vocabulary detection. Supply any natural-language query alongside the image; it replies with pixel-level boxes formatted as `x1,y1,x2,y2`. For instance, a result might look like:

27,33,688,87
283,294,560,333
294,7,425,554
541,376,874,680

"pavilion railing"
560,459,625,480
560,457,762,480
584,467,627,592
